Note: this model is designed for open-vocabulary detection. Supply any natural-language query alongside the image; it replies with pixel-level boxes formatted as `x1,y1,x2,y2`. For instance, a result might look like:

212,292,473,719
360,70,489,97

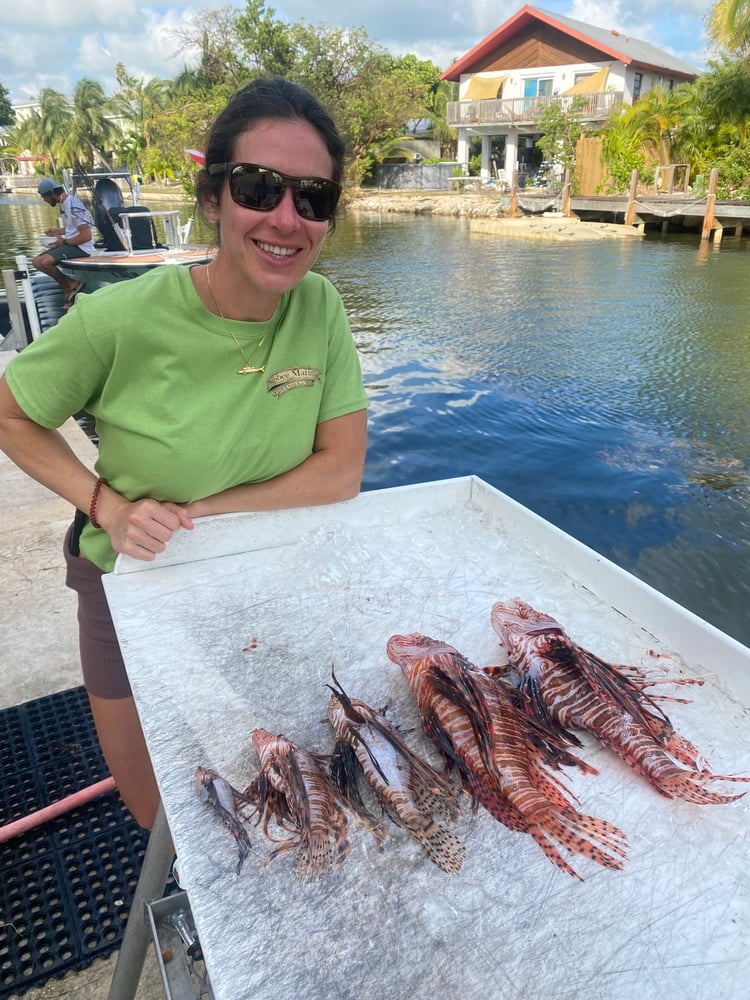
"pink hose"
0,776,117,843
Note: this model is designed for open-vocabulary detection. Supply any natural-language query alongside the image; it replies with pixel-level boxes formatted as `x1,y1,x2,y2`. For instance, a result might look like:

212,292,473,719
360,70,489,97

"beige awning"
563,65,610,95
463,73,506,100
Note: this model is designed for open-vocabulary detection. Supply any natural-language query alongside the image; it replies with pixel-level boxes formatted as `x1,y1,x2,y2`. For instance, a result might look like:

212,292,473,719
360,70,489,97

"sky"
2,0,717,106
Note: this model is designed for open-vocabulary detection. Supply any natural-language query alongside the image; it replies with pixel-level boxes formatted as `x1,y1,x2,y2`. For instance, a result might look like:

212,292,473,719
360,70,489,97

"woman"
0,78,369,829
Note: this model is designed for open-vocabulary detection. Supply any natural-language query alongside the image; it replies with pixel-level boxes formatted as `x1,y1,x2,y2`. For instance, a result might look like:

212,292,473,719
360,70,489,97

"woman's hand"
97,490,194,561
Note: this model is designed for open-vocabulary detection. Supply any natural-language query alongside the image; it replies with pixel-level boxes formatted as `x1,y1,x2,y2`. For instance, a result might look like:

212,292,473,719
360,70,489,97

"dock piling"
701,168,719,242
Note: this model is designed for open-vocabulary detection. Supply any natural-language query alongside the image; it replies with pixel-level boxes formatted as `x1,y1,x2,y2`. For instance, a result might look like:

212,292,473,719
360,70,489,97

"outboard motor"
93,178,125,250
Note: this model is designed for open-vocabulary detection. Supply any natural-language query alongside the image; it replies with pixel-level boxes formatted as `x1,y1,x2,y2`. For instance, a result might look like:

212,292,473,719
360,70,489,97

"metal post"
108,802,173,1000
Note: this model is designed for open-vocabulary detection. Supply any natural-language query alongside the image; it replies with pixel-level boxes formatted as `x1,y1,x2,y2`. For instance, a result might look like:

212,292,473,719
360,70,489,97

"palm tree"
15,88,74,174
111,65,171,172
61,78,122,170
706,0,750,55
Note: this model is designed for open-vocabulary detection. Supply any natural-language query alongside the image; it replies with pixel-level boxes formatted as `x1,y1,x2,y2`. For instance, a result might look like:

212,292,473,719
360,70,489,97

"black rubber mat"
0,686,173,998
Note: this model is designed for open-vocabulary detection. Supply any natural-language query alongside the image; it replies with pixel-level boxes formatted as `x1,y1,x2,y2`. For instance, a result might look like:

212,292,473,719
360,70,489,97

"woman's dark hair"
196,77,345,227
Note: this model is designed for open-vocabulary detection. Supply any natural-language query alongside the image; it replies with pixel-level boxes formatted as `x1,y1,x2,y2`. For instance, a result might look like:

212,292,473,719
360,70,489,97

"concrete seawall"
345,190,642,240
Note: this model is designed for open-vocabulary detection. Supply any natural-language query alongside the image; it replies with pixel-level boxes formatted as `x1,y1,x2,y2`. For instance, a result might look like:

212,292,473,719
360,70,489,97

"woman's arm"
183,408,368,518
0,375,193,560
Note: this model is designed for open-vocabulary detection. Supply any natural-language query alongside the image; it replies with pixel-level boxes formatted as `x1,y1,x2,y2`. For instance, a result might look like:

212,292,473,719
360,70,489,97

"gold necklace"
205,264,277,375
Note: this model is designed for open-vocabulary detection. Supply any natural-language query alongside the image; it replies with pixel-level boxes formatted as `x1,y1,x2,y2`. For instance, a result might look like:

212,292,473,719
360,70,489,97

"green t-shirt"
6,265,369,571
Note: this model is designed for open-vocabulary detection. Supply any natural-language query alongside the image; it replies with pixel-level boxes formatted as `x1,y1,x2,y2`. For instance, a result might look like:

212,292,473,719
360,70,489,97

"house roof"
441,5,699,82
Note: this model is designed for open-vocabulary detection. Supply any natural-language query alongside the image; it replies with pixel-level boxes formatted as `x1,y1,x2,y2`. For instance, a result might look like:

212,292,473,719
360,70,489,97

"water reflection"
318,215,750,645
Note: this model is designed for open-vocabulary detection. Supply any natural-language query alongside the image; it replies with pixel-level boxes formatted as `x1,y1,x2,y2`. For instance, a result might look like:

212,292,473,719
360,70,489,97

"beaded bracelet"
89,477,108,529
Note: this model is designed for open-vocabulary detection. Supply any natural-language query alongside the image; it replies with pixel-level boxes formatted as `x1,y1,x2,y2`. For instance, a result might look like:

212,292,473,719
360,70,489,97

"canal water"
2,192,749,645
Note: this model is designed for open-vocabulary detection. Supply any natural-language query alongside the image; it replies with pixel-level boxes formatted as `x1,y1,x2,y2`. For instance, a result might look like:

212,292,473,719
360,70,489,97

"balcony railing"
446,91,624,128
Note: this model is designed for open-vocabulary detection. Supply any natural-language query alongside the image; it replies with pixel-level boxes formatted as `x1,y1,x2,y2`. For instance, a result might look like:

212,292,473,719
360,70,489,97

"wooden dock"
512,167,750,242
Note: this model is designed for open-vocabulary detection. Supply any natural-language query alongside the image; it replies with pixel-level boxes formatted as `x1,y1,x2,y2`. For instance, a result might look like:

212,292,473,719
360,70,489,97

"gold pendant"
237,363,266,375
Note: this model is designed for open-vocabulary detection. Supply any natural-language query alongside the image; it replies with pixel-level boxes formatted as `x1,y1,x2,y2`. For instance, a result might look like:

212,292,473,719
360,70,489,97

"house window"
573,73,594,87
523,77,553,98
633,72,643,102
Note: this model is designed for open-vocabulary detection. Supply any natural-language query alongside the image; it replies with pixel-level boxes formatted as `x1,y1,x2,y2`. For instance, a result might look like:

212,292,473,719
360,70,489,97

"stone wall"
375,162,461,191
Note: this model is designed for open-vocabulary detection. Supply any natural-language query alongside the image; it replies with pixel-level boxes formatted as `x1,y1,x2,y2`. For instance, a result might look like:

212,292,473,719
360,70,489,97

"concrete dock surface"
1,351,166,998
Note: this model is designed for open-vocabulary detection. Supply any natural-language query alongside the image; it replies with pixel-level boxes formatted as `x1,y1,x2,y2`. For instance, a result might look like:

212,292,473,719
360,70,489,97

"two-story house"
441,5,698,182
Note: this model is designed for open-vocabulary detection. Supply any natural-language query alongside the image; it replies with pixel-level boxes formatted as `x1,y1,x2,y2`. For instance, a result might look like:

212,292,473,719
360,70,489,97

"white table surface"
103,477,750,1000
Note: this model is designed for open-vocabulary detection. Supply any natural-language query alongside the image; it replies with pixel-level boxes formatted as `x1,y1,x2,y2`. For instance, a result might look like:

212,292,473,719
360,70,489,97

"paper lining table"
102,477,750,1000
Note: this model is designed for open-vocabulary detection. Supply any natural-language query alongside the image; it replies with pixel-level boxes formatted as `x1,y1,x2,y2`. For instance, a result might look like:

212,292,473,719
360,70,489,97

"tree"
144,91,227,185
167,4,452,183
234,0,295,77
287,23,431,183
60,79,123,170
424,79,459,160
10,88,73,174
0,81,14,128
706,0,750,55
535,96,590,178
170,5,254,89
600,102,652,191
112,63,170,169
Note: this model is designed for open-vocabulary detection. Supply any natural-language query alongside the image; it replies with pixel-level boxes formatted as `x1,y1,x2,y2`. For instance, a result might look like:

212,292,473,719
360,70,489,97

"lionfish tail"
655,769,749,805
411,820,466,874
528,809,629,878
293,825,350,881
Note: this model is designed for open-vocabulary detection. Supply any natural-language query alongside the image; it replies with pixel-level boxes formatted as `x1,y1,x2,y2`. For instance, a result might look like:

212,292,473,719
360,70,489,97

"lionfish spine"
249,729,351,881
388,632,629,878
327,679,465,874
490,597,750,805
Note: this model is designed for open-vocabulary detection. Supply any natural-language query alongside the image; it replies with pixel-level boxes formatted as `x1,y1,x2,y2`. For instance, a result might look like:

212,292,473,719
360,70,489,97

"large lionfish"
489,597,750,805
326,672,466,874
194,766,254,874
387,633,629,879
244,728,382,881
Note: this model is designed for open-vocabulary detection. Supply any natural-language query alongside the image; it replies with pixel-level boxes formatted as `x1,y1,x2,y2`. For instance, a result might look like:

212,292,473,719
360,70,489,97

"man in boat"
33,177,94,309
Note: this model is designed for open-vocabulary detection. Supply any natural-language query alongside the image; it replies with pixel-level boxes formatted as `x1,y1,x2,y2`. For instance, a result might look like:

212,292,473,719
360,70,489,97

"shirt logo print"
266,367,321,397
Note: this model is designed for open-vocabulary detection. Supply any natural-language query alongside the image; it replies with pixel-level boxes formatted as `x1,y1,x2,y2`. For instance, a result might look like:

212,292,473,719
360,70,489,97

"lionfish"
489,597,749,805
194,766,254,874
327,671,466,874
387,633,629,879
244,728,381,881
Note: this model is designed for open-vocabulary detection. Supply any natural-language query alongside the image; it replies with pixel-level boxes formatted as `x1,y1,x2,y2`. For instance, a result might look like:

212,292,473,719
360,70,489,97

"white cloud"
3,0,139,31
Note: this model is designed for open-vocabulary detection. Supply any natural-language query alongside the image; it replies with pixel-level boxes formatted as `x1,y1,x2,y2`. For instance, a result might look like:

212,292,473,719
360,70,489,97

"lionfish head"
251,728,276,752
386,633,461,671
490,598,563,640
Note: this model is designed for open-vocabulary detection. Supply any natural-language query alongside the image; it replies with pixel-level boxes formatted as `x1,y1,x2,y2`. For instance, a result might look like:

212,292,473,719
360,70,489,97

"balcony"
446,91,624,129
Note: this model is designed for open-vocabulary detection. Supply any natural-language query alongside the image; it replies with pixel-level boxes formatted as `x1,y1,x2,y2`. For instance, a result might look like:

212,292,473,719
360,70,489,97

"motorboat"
58,168,211,294
1,169,211,349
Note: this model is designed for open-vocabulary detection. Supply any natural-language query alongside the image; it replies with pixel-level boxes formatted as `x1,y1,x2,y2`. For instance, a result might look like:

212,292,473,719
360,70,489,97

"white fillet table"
103,477,750,1000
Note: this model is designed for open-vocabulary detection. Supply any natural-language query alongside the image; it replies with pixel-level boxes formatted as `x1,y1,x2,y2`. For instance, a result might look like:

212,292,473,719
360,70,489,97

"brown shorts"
63,521,132,699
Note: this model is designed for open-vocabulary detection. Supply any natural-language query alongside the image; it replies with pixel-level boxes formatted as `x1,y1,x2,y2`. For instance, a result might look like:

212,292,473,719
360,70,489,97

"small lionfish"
387,633,629,879
489,597,750,805
194,766,254,874
245,728,377,881
327,671,466,874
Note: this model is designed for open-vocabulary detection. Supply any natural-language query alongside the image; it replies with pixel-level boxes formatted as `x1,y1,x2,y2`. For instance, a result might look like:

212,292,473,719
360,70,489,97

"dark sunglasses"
208,162,341,221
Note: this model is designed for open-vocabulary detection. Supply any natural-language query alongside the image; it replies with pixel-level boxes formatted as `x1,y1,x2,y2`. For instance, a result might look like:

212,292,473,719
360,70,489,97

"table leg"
108,801,173,1000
